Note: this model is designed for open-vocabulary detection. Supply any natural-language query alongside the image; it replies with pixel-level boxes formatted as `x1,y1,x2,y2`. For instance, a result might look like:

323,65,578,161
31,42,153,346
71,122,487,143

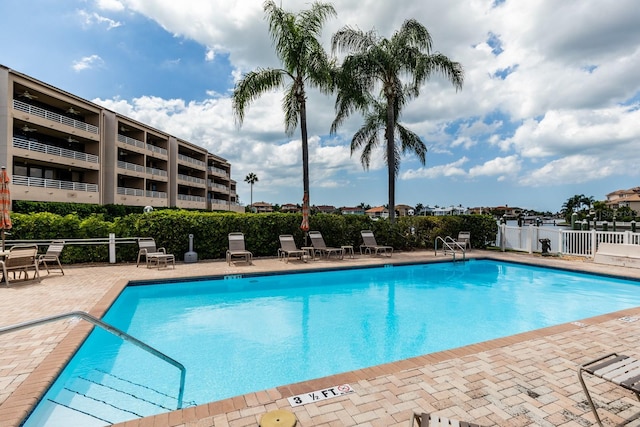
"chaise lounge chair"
227,232,253,265
454,231,471,250
360,230,393,257
278,235,305,263
411,412,486,427
38,240,65,275
136,237,175,269
578,352,640,426
308,231,343,259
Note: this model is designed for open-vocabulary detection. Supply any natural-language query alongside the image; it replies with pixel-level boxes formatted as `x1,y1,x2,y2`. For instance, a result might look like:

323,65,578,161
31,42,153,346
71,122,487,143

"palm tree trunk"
300,98,310,202
386,99,396,223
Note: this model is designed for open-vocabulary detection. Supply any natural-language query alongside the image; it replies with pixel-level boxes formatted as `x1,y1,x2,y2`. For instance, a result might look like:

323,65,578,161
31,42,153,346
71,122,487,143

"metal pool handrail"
0,310,186,410
434,236,466,261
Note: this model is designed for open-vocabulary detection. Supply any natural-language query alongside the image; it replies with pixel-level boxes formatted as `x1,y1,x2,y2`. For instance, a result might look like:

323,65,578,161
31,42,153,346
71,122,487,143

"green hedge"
8,211,498,264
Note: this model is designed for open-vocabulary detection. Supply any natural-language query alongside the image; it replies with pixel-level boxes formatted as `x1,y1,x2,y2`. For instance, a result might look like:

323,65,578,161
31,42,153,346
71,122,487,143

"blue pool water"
25,260,640,426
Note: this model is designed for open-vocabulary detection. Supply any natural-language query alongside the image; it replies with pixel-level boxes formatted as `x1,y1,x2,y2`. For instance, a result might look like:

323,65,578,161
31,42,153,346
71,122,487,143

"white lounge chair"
308,231,343,259
278,235,305,263
38,240,65,275
227,232,253,265
136,237,175,269
360,230,393,257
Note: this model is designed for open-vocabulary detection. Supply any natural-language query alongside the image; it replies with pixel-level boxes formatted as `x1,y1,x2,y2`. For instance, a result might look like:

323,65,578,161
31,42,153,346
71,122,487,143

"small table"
341,245,355,259
301,247,315,261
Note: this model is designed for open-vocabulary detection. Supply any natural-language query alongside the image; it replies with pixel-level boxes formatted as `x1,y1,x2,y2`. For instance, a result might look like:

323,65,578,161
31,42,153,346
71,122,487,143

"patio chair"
308,231,343,259
454,231,471,250
227,232,253,265
278,235,305,263
0,245,39,286
411,412,486,427
360,230,393,257
578,353,640,426
136,237,175,269
38,240,65,275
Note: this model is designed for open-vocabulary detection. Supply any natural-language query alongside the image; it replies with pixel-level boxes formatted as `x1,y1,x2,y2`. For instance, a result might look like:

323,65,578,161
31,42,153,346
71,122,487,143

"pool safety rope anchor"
259,409,297,427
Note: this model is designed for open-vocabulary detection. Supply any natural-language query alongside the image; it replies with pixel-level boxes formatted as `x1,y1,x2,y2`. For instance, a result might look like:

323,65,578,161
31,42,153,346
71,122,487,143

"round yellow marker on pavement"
259,409,297,427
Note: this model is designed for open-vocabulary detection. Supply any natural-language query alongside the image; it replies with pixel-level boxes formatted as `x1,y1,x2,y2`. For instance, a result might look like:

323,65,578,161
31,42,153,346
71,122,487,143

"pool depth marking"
287,384,355,407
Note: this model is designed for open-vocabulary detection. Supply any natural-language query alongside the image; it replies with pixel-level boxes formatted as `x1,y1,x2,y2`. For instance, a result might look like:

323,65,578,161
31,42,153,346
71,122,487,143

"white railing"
146,190,167,199
208,181,229,191
12,175,98,192
117,134,145,149
208,166,228,176
147,144,168,156
178,174,205,185
177,153,206,168
146,167,167,177
497,224,640,257
117,160,145,173
178,194,205,202
13,100,99,134
13,137,99,164
117,187,144,196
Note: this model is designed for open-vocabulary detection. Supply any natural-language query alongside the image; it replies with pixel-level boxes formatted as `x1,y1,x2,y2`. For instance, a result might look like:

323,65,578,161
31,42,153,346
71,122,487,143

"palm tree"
331,19,464,223
244,172,259,211
232,1,336,212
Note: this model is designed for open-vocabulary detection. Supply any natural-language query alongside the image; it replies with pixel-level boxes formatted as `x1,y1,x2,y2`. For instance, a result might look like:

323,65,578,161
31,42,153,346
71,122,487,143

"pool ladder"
434,236,467,261
0,311,186,410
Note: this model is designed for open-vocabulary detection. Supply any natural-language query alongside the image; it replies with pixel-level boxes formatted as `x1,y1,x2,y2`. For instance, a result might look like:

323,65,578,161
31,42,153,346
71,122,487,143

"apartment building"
0,65,242,212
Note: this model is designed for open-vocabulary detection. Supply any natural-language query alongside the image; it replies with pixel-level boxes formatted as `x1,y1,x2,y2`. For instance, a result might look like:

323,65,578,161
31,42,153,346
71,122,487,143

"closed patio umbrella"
0,167,12,251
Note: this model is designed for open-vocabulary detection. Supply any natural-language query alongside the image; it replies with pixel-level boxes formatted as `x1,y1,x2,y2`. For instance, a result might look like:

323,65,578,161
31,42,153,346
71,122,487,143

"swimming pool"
24,260,640,426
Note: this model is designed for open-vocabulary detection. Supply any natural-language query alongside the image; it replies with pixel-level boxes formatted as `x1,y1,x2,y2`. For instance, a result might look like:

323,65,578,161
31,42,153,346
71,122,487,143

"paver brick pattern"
1,251,640,426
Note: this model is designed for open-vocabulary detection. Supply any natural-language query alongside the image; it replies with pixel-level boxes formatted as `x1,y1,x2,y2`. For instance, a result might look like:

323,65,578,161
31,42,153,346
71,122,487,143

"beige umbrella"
0,167,12,251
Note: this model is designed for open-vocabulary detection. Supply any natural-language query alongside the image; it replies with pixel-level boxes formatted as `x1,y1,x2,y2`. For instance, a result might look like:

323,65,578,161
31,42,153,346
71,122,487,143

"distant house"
431,205,468,216
366,206,389,219
606,187,640,212
250,201,273,213
314,205,337,214
395,204,414,217
281,203,300,213
340,206,365,215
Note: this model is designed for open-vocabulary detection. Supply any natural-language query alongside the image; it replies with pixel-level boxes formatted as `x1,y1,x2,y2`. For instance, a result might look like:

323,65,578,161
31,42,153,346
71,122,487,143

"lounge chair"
278,235,305,263
227,232,253,265
411,412,486,427
136,237,175,269
38,240,65,275
0,245,39,286
578,353,640,426
454,231,471,250
360,230,393,257
308,231,343,259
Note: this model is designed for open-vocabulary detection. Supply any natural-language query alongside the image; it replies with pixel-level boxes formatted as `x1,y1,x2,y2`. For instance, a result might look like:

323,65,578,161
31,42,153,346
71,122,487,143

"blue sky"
2,0,639,213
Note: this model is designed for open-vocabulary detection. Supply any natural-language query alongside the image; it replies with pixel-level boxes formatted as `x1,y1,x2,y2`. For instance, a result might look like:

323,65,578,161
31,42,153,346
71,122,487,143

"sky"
1,0,639,213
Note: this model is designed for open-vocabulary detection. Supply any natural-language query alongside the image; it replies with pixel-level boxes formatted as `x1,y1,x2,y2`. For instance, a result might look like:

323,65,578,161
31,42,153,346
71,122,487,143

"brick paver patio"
1,250,640,426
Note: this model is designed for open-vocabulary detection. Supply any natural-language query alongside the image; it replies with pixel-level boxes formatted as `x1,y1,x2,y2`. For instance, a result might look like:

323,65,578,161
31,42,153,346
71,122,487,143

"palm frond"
232,68,287,124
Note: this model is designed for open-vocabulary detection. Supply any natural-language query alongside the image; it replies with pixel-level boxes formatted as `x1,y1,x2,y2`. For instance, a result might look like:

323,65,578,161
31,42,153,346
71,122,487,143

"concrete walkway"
1,250,640,426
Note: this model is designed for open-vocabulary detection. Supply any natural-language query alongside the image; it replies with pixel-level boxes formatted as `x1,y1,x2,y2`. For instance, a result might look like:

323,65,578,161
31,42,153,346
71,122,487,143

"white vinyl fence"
497,224,640,257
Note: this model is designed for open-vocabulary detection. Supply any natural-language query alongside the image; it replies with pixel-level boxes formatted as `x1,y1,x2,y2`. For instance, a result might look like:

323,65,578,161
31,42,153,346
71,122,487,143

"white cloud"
95,0,125,12
468,155,521,179
401,157,469,180
72,54,104,71
78,10,123,29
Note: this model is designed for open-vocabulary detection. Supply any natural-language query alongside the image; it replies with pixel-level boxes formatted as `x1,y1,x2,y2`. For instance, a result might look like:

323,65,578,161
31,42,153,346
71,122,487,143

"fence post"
528,225,534,254
590,229,597,258
558,229,564,255
109,233,116,264
500,223,506,251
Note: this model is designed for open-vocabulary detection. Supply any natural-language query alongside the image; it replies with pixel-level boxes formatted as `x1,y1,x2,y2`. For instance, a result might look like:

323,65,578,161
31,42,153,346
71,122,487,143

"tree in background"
331,19,463,223
233,1,336,213
244,172,259,211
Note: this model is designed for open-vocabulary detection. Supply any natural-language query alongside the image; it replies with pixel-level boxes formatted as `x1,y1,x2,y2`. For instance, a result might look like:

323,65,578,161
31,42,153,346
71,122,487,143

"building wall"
0,65,243,212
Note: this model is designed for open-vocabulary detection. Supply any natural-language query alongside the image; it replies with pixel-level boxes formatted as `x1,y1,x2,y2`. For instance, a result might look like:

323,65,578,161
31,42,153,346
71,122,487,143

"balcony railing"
178,194,205,202
117,134,145,149
117,160,145,173
13,137,99,164
146,190,167,199
13,175,98,192
178,153,206,168
178,174,206,185
13,100,99,134
147,144,168,156
117,187,144,196
208,166,228,176
146,167,168,177
208,181,229,191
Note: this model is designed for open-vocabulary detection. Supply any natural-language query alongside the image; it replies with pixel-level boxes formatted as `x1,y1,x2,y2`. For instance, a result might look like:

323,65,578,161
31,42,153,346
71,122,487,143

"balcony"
146,167,168,177
117,134,145,149
13,100,98,134
208,181,229,191
208,166,228,177
178,153,206,168
13,175,98,192
117,160,145,173
147,143,168,156
178,194,205,202
117,187,167,198
178,174,206,185
13,137,99,164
